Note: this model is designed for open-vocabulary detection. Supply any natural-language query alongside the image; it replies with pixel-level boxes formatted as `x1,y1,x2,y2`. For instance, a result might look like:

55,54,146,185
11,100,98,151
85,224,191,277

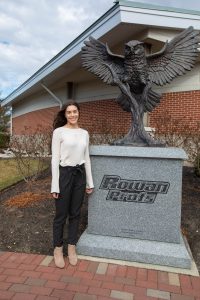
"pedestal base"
77,231,192,269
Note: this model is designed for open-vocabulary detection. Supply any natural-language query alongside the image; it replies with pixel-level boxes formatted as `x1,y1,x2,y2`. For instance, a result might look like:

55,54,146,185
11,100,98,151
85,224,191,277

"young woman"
51,101,94,268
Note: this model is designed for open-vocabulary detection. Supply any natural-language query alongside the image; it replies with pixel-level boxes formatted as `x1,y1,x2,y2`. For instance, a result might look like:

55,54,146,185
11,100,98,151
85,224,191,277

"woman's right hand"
52,192,59,199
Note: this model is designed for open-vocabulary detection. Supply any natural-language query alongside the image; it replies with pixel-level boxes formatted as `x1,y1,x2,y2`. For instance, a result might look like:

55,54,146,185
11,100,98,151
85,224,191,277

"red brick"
54,267,75,276
126,266,137,279
157,271,169,284
134,296,158,300
3,268,23,276
179,275,192,289
40,272,61,281
93,274,114,282
87,261,99,273
88,286,110,297
97,297,116,300
78,260,90,272
25,278,47,286
0,267,4,274
60,275,80,284
6,276,27,284
124,284,146,296
7,253,29,263
21,270,41,278
18,263,37,271
22,254,38,265
35,266,56,273
74,293,97,300
115,276,135,285
171,293,195,300
6,254,21,262
97,296,116,300
106,264,118,276
116,265,127,277
137,268,148,281
29,286,52,296
12,292,36,300
0,282,12,290
0,274,7,281
67,264,78,272
102,281,123,291
67,283,88,293
181,288,200,297
8,283,31,293
0,252,12,261
148,269,158,282
81,278,101,288
0,290,14,299
136,279,157,289
1,262,20,269
191,276,200,291
51,289,75,299
31,255,46,265
158,282,181,293
74,271,94,280
45,280,66,289
13,253,29,262
36,296,59,300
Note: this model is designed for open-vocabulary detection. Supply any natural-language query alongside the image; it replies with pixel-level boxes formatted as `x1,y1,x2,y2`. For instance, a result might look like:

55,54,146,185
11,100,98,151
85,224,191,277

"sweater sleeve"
51,129,61,193
85,132,94,189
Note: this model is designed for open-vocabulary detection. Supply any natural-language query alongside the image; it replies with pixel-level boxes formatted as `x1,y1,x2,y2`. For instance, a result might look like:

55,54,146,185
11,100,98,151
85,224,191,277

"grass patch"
0,158,49,191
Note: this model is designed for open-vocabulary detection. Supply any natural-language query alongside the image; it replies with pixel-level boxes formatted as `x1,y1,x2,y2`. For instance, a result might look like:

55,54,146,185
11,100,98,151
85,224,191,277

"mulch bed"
0,166,199,271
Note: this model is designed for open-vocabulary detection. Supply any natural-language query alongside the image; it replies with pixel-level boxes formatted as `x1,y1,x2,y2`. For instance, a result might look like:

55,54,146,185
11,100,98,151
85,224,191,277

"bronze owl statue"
82,27,200,146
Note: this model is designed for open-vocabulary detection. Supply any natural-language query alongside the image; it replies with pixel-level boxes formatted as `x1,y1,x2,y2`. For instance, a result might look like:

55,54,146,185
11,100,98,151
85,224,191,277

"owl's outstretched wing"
147,26,200,86
82,36,124,85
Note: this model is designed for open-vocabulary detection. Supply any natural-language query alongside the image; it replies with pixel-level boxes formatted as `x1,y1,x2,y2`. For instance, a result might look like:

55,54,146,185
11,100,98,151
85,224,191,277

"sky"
1,0,200,100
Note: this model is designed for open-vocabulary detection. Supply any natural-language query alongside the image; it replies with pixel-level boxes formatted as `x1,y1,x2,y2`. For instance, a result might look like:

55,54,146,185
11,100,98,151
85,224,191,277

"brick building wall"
12,100,132,135
12,91,200,135
149,90,200,130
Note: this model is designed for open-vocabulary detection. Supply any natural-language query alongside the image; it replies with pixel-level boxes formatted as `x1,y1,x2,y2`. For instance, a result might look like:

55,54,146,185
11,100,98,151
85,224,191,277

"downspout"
40,82,63,109
10,107,12,136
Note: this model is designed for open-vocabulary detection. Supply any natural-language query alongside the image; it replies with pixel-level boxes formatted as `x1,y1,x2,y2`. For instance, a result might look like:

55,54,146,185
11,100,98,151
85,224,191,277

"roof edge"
115,0,200,16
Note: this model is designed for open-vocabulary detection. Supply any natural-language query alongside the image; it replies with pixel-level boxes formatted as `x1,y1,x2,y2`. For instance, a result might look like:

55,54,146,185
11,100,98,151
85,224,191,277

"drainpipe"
40,82,63,109
10,107,12,136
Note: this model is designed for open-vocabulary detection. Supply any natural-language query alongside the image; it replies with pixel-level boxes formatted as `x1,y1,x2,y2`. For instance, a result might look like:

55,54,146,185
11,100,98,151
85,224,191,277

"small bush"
153,112,200,176
194,154,200,177
9,125,52,189
0,133,10,148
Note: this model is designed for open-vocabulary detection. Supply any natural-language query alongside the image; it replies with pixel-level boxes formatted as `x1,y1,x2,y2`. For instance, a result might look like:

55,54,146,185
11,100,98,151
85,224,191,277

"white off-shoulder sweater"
51,127,94,193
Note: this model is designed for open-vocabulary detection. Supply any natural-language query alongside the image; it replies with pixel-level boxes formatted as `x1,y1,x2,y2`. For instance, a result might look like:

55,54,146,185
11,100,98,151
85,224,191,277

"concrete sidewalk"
0,251,199,300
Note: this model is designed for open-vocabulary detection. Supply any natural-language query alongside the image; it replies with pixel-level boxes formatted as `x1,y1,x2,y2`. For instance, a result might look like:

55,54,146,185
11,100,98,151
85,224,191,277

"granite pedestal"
77,146,192,269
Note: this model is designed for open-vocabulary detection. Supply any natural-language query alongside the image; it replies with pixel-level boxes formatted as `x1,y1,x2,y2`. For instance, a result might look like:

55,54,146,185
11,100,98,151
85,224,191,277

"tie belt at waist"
59,163,85,175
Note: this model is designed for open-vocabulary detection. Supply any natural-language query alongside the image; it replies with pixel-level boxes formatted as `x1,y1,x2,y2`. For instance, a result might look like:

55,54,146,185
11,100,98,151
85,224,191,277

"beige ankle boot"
54,246,65,268
68,244,78,266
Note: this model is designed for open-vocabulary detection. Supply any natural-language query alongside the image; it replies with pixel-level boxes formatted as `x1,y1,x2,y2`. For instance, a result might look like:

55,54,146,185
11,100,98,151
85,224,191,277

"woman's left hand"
85,188,94,194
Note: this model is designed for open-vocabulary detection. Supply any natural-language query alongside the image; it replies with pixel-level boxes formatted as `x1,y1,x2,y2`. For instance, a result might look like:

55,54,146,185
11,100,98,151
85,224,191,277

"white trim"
121,6,200,29
41,83,63,108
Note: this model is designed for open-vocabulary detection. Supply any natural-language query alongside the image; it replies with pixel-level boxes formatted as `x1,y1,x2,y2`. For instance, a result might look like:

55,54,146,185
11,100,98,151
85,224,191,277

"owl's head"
125,41,144,56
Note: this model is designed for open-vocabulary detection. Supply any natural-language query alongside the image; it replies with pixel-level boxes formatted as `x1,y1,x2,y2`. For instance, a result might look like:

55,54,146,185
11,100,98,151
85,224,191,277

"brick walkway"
0,251,199,300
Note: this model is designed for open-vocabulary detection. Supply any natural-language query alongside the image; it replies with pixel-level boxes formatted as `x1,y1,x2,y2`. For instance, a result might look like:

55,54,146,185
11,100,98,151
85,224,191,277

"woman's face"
65,105,79,126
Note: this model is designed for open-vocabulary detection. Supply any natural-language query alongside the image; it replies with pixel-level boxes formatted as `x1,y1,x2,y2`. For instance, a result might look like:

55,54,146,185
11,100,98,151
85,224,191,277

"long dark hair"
53,101,80,130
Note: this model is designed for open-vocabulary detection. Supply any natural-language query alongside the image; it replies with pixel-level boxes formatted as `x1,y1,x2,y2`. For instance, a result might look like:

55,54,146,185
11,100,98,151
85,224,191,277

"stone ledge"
90,145,187,160
77,231,192,270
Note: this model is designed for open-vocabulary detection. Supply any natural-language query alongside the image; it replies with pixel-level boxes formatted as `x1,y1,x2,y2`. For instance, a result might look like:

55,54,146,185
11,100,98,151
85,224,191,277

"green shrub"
194,154,200,177
0,133,10,148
